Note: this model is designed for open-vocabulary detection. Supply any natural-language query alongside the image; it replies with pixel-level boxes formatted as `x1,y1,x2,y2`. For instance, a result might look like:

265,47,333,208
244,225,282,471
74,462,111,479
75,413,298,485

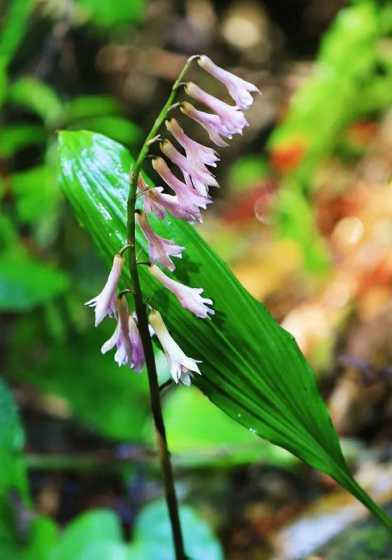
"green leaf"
0,0,33,67
128,500,223,560
68,116,142,146
0,0,33,106
0,253,69,311
65,95,122,122
50,509,122,560
76,0,145,27
0,125,46,158
0,379,27,498
57,130,392,529
162,387,295,468
79,542,130,560
8,78,63,126
25,516,59,560
0,380,29,559
11,166,59,224
10,164,61,248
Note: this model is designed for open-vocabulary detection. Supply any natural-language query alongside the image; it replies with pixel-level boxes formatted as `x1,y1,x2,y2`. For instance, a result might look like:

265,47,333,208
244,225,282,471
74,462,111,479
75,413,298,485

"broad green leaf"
0,253,69,311
65,95,122,122
0,125,46,158
58,130,392,529
8,78,63,126
50,509,122,560
162,387,295,468
128,500,223,560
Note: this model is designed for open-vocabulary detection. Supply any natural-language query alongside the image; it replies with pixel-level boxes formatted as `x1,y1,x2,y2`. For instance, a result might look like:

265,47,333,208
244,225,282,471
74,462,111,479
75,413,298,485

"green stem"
126,55,197,560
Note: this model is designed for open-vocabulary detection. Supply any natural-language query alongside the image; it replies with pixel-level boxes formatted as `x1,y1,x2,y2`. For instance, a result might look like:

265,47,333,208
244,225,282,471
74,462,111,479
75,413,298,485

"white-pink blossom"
149,309,201,385
85,254,124,326
137,212,183,271
165,118,219,167
180,102,228,147
198,55,260,110
149,265,214,319
129,314,145,372
140,185,203,223
101,298,133,367
152,157,211,210
160,139,218,196
185,82,249,137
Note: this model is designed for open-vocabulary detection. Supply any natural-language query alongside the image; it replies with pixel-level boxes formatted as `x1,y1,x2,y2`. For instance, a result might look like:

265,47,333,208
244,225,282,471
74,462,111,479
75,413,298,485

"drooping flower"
149,265,214,319
160,139,218,196
85,254,124,326
140,185,203,223
165,118,219,167
149,309,201,385
185,82,249,137
129,314,145,371
137,212,183,271
152,157,210,210
101,297,133,367
180,101,228,147
198,55,260,110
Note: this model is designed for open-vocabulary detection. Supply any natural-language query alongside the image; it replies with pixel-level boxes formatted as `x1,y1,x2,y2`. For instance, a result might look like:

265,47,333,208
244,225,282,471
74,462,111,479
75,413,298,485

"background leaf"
26,516,59,560
0,0,33,107
0,254,69,311
57,130,392,528
0,379,27,498
0,125,46,158
76,0,145,27
128,500,223,560
68,116,142,147
8,78,63,126
64,95,122,122
50,509,123,560
0,380,29,559
162,386,295,468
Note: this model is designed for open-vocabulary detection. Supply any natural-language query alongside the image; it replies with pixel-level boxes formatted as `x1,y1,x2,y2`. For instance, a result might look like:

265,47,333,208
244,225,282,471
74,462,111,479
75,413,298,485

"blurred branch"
25,443,276,472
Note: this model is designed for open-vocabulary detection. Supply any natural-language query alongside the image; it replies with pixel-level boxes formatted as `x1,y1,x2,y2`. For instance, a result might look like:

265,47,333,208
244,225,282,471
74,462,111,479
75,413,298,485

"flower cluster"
86,55,259,385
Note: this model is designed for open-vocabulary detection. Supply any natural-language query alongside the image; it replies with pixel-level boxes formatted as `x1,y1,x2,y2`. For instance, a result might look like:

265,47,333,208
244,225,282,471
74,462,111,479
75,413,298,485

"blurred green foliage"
0,380,29,558
270,1,392,272
0,381,224,559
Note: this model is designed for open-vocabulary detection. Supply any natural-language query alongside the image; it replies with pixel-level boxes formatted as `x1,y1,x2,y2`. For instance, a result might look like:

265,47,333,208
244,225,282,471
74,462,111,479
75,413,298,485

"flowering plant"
82,55,260,557
59,55,392,559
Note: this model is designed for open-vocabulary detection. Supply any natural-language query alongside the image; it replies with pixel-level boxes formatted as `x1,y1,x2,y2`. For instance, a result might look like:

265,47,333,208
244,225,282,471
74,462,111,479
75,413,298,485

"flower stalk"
125,57,198,560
